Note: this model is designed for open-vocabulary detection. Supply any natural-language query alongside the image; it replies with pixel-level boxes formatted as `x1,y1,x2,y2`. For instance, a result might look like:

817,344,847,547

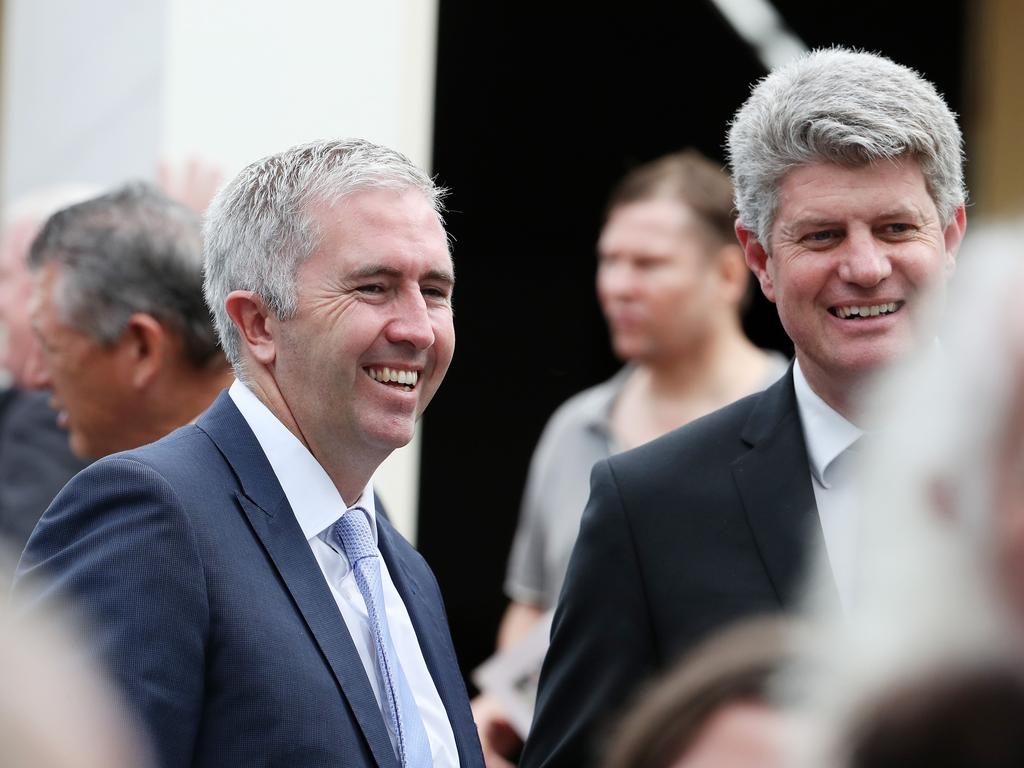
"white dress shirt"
229,380,459,766
792,360,864,611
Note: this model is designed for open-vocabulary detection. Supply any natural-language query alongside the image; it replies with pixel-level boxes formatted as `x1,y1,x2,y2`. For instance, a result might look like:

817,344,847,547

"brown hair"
600,616,799,768
607,149,736,245
846,663,1024,768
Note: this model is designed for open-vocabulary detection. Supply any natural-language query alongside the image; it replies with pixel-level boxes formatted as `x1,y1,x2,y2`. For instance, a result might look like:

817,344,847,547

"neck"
148,363,236,438
795,354,869,423
242,372,381,504
611,317,775,449
643,316,767,400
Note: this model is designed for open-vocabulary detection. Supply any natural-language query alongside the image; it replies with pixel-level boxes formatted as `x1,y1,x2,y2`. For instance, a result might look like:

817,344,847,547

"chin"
68,432,95,461
610,339,647,361
365,422,418,453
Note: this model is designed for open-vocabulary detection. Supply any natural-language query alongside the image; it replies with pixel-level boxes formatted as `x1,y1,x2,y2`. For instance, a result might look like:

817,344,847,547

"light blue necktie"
333,508,433,768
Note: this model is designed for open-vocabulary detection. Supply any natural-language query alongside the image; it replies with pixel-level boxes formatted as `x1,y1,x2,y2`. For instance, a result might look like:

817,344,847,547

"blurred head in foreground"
789,220,1024,767
0,551,151,767
844,663,1024,768
601,617,806,768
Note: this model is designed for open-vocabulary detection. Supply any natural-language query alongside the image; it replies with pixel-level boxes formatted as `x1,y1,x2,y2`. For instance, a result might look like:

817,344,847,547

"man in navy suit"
521,48,968,768
17,139,484,767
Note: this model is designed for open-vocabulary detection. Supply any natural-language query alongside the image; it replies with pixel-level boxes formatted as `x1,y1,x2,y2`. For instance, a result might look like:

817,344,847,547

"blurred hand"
472,693,523,768
158,156,223,214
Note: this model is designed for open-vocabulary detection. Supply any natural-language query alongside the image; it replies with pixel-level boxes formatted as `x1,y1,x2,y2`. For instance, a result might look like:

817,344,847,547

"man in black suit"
520,47,968,768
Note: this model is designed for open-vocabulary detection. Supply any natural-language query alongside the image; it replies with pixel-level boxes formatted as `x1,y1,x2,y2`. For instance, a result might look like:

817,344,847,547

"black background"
422,0,968,684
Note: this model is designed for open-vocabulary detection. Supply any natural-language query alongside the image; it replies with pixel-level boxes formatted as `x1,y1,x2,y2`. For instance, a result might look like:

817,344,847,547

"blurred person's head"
783,220,1024,768
0,552,152,768
843,663,1024,768
597,149,751,367
726,47,966,415
600,617,805,768
203,138,453,501
842,663,1024,768
0,185,100,388
27,182,231,459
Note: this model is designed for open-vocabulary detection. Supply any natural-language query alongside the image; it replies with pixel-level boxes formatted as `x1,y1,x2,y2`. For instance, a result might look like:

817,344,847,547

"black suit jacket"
520,368,825,768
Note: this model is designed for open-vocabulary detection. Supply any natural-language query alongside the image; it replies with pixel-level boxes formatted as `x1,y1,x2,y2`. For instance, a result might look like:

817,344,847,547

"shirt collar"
792,359,863,489
582,366,634,439
228,380,378,543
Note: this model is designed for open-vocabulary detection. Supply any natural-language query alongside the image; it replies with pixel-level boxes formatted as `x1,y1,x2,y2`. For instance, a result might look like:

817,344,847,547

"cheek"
596,270,626,302
434,323,456,368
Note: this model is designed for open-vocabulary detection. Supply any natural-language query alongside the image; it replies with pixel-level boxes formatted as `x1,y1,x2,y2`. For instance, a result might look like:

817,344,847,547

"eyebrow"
347,263,455,285
784,206,928,233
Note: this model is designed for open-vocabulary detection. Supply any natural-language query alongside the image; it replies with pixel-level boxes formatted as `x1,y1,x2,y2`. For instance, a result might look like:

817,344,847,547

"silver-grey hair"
28,182,221,368
727,47,966,247
201,137,448,376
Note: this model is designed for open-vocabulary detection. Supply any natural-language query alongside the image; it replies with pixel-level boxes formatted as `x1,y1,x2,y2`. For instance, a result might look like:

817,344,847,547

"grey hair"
727,47,966,247
201,137,448,375
28,182,221,368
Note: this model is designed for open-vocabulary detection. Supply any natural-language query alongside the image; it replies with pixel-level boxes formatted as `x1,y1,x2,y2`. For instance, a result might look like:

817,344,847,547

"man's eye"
357,284,385,294
422,287,449,299
804,230,838,243
884,223,915,235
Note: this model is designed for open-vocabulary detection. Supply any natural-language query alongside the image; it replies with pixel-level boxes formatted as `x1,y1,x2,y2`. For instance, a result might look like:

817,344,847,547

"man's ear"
942,205,967,278
714,243,750,306
224,290,277,366
735,220,776,303
121,313,167,389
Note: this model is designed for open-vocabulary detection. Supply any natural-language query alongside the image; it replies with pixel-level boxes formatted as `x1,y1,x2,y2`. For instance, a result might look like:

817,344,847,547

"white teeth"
835,302,900,319
366,367,418,387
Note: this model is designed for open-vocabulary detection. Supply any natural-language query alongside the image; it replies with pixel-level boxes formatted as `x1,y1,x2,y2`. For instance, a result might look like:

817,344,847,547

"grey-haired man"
521,48,967,768
18,141,484,768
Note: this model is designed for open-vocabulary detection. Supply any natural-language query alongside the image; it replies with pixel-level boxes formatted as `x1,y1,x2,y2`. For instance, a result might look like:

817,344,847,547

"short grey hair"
28,182,221,368
202,137,447,375
727,47,966,246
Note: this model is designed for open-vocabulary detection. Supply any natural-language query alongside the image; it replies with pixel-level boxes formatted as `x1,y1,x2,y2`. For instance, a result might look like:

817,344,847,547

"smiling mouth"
829,301,904,319
365,366,419,391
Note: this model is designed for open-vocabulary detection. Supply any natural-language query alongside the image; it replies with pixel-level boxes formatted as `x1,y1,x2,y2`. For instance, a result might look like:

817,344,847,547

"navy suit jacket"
17,391,484,768
520,367,828,768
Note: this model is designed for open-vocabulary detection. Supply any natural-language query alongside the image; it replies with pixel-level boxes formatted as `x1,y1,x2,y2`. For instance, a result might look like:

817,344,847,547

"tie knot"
333,507,377,565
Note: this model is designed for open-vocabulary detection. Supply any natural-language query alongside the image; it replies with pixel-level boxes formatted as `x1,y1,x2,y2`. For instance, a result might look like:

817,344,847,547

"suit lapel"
732,370,830,606
377,518,481,766
197,392,399,768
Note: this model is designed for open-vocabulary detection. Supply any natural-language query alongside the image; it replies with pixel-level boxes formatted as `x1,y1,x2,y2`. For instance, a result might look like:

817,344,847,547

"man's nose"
385,291,436,350
837,233,893,287
598,261,639,299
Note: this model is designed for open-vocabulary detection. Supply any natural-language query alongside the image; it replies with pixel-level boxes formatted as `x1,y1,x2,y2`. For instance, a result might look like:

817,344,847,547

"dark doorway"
422,0,967,684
